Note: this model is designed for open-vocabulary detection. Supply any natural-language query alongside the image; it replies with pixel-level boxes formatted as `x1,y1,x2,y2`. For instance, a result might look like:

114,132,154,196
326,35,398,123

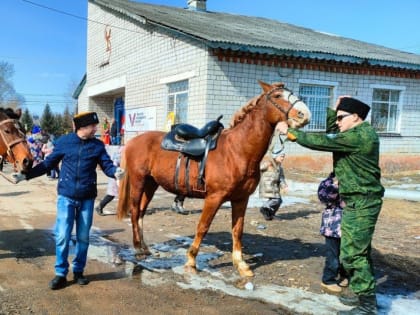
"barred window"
299,84,333,131
371,89,400,133
167,80,189,124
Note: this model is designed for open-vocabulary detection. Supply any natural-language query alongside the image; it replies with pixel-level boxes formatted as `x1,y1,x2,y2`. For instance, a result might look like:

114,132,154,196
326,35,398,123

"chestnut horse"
117,81,311,277
0,108,33,174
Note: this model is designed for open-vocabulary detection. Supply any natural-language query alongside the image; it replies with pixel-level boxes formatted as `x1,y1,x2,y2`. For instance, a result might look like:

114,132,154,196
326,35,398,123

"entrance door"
114,97,125,145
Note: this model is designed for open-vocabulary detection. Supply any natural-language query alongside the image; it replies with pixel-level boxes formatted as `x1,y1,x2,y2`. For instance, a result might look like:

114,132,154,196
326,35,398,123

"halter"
265,86,302,117
0,118,27,162
265,86,304,155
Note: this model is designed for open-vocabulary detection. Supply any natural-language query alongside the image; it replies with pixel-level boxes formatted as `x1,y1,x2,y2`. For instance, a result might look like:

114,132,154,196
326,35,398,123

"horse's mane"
0,107,20,119
229,95,262,128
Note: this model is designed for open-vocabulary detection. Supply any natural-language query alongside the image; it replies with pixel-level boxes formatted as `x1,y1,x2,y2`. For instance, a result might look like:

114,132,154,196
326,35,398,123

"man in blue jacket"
13,112,124,290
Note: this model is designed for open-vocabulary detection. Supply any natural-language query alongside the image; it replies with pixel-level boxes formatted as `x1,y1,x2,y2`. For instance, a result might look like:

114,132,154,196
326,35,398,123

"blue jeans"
55,195,94,277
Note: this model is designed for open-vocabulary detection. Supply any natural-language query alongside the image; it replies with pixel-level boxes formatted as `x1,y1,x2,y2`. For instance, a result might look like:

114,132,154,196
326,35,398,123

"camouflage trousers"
340,194,382,295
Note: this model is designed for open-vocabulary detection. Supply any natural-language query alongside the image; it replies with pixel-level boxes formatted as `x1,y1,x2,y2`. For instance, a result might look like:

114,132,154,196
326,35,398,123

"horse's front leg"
185,196,221,273
231,198,254,277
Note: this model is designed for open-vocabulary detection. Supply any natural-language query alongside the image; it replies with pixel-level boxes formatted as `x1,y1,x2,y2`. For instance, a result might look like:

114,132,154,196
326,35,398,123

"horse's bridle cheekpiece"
265,86,302,117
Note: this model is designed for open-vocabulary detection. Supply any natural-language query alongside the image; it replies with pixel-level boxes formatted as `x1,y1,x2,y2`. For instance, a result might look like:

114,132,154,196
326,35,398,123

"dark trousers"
98,195,115,210
262,197,282,213
322,236,345,284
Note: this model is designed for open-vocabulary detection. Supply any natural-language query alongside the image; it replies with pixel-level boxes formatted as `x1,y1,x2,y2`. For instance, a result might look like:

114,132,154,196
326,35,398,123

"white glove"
114,167,125,180
11,172,27,184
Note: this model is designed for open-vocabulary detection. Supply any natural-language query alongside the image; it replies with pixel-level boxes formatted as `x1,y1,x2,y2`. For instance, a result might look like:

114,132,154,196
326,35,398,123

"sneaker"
338,277,349,287
49,275,67,290
259,207,274,221
321,282,342,294
74,272,89,285
95,206,105,216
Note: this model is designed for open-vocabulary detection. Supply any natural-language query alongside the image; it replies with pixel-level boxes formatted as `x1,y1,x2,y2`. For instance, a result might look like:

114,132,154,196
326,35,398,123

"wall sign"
125,107,157,132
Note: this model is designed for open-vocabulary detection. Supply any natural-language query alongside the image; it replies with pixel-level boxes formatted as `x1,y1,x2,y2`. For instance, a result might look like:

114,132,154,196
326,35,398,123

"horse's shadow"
192,231,325,271
372,249,420,295
0,229,55,260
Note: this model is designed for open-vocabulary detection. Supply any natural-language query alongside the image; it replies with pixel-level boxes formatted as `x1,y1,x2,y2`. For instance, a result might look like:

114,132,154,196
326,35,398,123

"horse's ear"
258,80,272,93
15,108,22,119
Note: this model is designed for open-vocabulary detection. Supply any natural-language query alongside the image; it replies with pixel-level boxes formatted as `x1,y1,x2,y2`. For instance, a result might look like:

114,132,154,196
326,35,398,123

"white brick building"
74,0,420,157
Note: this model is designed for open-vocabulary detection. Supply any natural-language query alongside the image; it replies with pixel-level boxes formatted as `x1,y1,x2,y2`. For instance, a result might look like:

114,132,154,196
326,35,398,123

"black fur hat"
337,97,370,120
73,112,99,130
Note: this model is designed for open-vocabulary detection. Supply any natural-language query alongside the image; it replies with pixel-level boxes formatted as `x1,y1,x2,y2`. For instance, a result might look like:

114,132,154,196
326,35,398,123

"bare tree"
0,61,25,109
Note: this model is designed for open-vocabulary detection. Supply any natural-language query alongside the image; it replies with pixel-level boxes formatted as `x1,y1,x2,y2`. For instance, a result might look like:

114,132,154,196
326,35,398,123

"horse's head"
258,80,311,128
0,109,33,173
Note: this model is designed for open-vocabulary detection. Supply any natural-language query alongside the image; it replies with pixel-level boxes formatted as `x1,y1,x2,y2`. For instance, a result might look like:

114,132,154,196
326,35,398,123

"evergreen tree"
21,108,34,134
53,113,64,136
62,105,74,134
40,103,56,135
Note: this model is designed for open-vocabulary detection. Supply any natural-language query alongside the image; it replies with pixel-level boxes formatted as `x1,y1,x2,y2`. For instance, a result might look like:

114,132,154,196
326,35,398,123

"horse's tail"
117,152,130,220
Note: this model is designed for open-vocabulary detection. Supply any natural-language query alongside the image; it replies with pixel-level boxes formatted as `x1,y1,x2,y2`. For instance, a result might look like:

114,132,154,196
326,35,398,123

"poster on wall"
124,107,157,133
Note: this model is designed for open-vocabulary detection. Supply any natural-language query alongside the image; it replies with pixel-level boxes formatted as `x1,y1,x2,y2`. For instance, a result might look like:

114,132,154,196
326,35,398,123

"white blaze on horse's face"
282,90,311,128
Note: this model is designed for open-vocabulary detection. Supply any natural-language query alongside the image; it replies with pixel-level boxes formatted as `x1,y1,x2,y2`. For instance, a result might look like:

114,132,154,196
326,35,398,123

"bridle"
0,118,28,162
265,86,304,118
265,86,305,155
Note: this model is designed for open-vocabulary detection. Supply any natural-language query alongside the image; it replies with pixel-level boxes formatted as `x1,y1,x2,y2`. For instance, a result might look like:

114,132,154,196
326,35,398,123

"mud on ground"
0,170,419,314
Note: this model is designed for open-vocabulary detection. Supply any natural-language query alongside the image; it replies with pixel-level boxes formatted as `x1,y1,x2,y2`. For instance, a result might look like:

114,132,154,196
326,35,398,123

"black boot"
49,275,67,290
171,198,188,215
339,293,359,306
95,205,105,216
339,294,377,315
260,207,274,220
74,272,89,285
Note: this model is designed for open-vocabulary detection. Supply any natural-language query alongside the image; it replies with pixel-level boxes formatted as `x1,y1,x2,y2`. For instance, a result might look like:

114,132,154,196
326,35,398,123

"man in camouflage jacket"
277,96,384,315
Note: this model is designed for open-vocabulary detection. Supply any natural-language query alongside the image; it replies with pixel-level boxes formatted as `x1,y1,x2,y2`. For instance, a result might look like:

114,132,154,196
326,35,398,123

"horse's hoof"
184,264,197,274
135,253,147,260
135,249,152,260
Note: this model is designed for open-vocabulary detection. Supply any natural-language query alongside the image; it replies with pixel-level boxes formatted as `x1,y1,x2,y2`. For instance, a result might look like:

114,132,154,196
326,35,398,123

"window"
371,89,400,133
167,80,189,125
299,84,334,131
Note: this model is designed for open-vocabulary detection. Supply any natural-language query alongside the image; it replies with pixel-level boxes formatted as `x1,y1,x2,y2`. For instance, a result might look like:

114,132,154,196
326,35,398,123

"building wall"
85,3,212,139
84,2,420,154
206,58,420,154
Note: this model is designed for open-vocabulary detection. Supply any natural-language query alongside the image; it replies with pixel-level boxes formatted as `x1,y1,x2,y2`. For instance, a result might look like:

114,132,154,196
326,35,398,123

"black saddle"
161,115,224,193
161,115,223,156
173,115,224,140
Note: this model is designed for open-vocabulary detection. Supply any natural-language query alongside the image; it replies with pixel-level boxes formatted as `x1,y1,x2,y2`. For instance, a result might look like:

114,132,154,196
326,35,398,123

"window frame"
166,80,189,125
298,79,338,132
369,84,405,134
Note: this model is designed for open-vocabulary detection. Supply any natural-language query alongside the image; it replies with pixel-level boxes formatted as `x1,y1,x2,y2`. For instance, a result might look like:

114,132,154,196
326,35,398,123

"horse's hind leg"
231,198,254,277
185,196,221,273
131,177,158,259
